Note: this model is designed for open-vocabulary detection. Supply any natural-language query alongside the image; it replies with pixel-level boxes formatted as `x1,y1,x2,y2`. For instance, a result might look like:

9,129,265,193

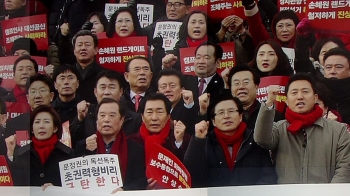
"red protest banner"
96,36,148,73
5,102,30,120
306,0,350,32
208,0,246,22
1,14,48,54
0,56,47,90
190,0,208,12
0,155,13,186
180,42,236,76
256,76,289,113
146,144,191,189
15,130,30,147
278,0,306,20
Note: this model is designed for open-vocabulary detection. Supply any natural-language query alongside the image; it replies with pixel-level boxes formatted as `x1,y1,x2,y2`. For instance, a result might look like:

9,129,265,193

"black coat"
51,96,81,124
8,141,75,186
0,126,6,156
4,112,30,138
119,88,155,113
170,99,197,136
70,104,142,148
75,139,147,190
184,129,277,187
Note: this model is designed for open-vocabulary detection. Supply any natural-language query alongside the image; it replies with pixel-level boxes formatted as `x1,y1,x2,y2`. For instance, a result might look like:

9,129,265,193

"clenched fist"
174,120,186,143
86,134,97,152
77,100,90,122
195,120,209,139
162,54,177,69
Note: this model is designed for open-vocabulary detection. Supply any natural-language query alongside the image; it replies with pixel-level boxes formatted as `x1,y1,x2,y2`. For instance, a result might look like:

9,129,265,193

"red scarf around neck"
96,131,128,180
13,84,27,103
285,104,323,134
186,35,208,48
32,134,58,165
214,122,247,170
113,31,137,38
140,120,171,162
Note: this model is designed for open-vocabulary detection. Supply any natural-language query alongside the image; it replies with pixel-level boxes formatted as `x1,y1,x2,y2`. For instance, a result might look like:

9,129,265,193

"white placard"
153,21,182,52
59,154,123,192
282,47,295,70
104,3,154,27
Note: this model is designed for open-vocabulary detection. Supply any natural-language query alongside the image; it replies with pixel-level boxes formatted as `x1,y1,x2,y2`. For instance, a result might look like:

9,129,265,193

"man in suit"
184,41,225,102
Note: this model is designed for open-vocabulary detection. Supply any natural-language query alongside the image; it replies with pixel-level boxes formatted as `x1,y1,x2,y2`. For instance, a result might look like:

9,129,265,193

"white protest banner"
59,154,123,193
282,47,295,70
154,21,182,52
104,3,154,27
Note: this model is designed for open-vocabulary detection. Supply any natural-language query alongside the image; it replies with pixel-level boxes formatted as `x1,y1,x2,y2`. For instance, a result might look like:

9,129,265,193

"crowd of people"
0,0,350,192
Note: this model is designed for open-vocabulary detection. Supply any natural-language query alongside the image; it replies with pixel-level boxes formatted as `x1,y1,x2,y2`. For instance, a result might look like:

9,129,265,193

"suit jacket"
171,99,197,136
184,73,224,101
119,87,155,113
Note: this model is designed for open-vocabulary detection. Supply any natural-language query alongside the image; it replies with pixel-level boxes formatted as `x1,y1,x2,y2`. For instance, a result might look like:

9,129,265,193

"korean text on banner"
256,76,290,113
15,130,30,147
190,0,208,12
96,36,148,73
5,102,30,120
146,143,191,189
1,14,48,54
208,0,246,21
282,47,295,70
306,0,350,32
59,154,123,192
154,21,182,52
180,42,235,76
0,155,13,186
0,56,47,90
278,0,306,20
104,3,154,27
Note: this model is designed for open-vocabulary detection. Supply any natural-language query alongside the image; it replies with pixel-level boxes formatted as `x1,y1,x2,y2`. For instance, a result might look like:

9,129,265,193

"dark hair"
285,73,317,95
52,64,81,83
72,30,99,48
26,73,55,94
228,64,261,89
178,10,208,40
97,98,126,118
311,37,345,62
106,7,143,38
95,69,126,89
13,55,39,74
323,47,350,65
87,12,108,32
209,92,244,120
30,105,63,139
248,40,293,77
194,41,223,61
165,0,193,5
157,69,185,88
125,56,152,72
271,10,300,38
139,93,171,114
11,38,38,56
315,82,331,109
0,98,6,114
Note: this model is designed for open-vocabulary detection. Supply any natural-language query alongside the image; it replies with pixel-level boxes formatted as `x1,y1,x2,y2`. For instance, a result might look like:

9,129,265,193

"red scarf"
96,131,128,180
113,31,137,38
285,105,323,134
140,120,170,162
214,122,247,170
13,84,27,103
32,134,58,165
186,35,208,48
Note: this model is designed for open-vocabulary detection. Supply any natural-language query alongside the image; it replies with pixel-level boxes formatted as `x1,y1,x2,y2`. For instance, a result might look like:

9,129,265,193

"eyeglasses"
166,2,186,9
214,109,239,118
232,80,250,87
29,88,49,96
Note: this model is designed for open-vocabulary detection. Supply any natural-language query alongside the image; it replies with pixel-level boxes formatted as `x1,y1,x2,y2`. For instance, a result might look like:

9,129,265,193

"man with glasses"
121,56,155,113
142,0,192,45
184,93,276,187
321,47,350,125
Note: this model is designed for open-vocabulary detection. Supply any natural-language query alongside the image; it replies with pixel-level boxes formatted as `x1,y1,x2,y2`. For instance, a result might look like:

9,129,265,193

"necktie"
134,94,142,112
198,78,206,96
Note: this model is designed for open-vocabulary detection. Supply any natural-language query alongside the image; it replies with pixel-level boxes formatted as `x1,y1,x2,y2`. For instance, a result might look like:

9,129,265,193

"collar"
198,73,216,85
129,90,146,100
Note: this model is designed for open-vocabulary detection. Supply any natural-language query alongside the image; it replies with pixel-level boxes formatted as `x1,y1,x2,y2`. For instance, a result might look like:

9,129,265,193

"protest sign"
180,42,235,76
60,121,71,148
282,47,295,70
59,154,123,192
278,0,306,20
190,0,208,12
146,144,191,189
306,0,350,32
0,155,13,186
96,37,148,73
154,21,182,52
5,102,30,120
16,130,30,147
208,0,246,21
1,14,48,54
256,76,289,113
0,56,47,90
104,3,154,27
